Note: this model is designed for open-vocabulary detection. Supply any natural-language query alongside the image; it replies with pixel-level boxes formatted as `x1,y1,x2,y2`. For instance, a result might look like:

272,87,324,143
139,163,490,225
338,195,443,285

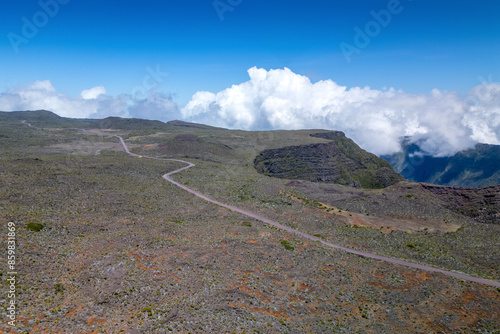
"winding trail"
117,136,500,288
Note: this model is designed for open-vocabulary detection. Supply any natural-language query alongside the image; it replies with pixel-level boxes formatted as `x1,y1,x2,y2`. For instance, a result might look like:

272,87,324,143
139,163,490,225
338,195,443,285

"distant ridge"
0,109,61,120
92,116,168,130
87,117,224,130
0,110,94,128
167,120,226,130
0,111,227,131
382,139,500,188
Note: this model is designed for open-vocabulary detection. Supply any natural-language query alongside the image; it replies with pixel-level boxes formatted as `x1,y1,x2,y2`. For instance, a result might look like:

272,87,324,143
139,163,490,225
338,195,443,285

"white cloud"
182,67,500,156
81,86,106,100
0,80,180,121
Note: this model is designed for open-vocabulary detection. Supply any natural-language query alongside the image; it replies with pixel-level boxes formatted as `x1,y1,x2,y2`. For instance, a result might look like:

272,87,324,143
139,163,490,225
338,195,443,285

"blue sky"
1,0,499,102
1,0,500,155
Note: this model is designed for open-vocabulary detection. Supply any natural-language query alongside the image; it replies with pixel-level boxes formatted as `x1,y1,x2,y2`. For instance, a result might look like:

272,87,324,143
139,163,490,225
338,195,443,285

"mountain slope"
421,183,500,224
254,131,404,189
0,109,94,127
382,140,500,187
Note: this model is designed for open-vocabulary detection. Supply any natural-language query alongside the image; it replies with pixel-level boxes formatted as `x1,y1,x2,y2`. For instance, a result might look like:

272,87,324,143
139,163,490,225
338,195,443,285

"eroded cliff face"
421,184,500,224
254,132,404,189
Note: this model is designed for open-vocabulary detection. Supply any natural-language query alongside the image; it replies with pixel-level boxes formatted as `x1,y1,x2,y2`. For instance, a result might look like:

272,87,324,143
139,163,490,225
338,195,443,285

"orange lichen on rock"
128,252,143,260
170,274,182,281
137,262,159,271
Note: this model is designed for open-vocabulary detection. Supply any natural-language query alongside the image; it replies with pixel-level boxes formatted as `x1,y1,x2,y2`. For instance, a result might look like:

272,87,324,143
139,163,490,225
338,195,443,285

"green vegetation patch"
26,222,45,232
280,240,295,251
141,307,153,314
241,221,252,227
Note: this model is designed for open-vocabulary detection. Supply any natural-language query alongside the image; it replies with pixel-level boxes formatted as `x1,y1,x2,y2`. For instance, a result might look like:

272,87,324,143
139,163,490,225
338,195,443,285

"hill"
0,109,94,128
254,131,404,189
382,139,500,188
93,116,170,130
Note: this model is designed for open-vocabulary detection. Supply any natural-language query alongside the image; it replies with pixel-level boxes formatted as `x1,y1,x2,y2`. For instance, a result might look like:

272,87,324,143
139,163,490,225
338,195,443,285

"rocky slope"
421,183,500,224
254,131,404,189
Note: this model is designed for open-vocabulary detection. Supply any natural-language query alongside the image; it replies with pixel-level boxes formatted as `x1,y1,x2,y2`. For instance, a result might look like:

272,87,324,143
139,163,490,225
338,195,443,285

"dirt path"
116,136,500,288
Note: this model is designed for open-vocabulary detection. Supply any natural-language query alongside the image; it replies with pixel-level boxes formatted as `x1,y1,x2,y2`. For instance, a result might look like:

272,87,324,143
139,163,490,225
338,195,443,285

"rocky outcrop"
254,132,404,189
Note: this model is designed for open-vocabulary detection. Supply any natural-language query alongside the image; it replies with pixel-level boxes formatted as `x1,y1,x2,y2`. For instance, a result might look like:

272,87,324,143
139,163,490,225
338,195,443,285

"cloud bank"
0,80,180,122
182,67,500,156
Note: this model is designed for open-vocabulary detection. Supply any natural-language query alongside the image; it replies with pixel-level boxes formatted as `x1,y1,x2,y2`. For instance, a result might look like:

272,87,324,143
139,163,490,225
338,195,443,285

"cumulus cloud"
81,86,106,100
0,80,180,121
182,67,500,156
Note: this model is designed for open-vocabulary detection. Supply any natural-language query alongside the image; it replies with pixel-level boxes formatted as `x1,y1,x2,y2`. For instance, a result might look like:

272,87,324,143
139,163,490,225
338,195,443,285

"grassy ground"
0,117,499,333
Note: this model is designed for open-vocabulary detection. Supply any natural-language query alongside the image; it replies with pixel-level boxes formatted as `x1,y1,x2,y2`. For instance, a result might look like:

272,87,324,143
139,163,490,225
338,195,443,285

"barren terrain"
0,112,499,333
